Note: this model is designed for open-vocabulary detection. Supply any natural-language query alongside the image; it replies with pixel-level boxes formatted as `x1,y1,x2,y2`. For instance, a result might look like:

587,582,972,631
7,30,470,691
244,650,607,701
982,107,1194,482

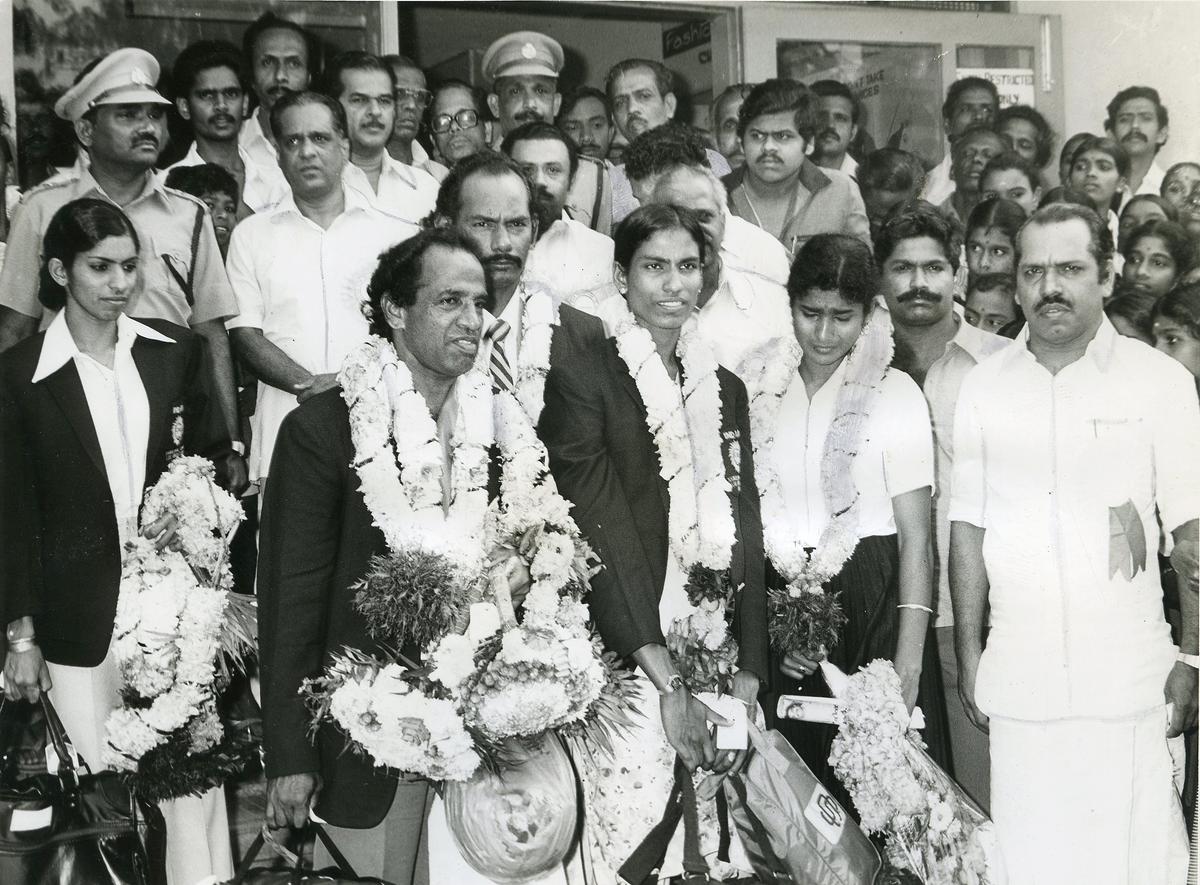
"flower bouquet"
828,660,1000,885
104,456,258,803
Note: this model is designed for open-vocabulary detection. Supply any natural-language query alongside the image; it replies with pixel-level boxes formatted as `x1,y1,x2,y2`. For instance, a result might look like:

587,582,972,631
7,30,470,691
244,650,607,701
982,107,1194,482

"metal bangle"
7,637,37,653
897,603,934,615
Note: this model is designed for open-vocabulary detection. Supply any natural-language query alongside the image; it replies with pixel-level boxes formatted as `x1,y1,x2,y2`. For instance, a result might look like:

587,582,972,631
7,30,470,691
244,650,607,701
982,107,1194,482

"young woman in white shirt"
744,233,951,801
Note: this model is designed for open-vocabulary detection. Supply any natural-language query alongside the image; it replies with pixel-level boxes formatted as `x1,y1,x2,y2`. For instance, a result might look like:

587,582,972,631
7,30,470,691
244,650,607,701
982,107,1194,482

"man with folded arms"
951,203,1198,884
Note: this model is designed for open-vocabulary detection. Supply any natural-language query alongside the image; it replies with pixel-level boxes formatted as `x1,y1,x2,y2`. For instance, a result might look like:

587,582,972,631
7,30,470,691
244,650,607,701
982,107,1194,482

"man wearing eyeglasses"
482,30,612,235
383,54,448,184
429,80,491,168
167,39,289,216
326,51,439,226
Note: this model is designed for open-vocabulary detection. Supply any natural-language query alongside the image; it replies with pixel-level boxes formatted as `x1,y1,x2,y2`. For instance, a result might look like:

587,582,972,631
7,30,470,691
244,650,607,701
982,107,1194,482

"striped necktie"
486,318,514,391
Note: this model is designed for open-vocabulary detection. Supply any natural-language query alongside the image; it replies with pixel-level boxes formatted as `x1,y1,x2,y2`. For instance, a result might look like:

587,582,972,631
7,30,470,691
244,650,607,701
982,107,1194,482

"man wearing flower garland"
257,229,502,879
950,203,1199,883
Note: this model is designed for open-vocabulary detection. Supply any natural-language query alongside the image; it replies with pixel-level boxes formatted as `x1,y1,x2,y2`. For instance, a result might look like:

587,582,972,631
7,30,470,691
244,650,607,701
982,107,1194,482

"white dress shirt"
921,153,955,207
721,212,791,288
32,313,172,544
949,318,1200,721
480,282,531,368
525,213,616,303
839,154,859,179
919,317,1009,628
164,141,289,214
773,362,934,547
343,152,440,225
225,182,419,479
238,114,278,171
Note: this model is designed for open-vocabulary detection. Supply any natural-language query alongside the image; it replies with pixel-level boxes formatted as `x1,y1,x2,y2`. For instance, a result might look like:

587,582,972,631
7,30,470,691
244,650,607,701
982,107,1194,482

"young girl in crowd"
965,272,1021,335
964,197,1025,284
980,151,1042,215
1118,194,1177,252
1068,135,1129,242
1152,283,1200,386
1122,218,1194,300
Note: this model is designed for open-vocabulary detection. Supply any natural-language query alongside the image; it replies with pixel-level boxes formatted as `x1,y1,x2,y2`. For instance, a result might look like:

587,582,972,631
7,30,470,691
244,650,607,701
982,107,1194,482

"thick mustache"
483,254,522,269
1122,132,1147,142
1034,295,1071,311
818,129,841,142
514,110,543,123
133,137,159,148
209,114,236,126
898,287,940,303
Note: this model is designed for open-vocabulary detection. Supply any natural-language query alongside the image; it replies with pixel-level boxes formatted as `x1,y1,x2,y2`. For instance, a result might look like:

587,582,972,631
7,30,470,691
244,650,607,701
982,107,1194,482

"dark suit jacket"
258,385,502,829
0,318,229,666
539,306,768,681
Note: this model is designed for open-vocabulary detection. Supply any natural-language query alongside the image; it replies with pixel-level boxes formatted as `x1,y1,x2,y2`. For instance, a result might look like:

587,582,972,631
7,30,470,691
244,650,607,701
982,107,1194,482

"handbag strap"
228,828,270,884
311,823,361,877
39,695,88,793
676,758,709,883
617,762,685,885
726,774,792,881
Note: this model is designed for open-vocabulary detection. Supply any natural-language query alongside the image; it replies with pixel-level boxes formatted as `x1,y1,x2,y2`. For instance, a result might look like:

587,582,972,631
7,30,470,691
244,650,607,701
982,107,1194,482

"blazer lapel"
42,363,107,479
616,359,671,517
133,337,173,487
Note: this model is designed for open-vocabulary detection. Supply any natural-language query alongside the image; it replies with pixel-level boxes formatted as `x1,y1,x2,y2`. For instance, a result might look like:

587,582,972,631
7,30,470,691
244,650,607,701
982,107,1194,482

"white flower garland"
104,458,243,772
340,337,493,579
506,283,559,425
610,305,735,573
738,309,895,597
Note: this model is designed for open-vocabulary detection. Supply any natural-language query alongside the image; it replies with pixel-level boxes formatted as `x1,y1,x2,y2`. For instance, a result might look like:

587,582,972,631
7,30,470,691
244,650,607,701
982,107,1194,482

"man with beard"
382,54,448,183
0,48,247,491
951,203,1197,882
502,122,614,302
938,125,1009,228
226,91,417,486
1105,86,1170,207
606,58,730,223
724,78,870,256
809,80,860,178
167,39,288,216
240,12,313,168
877,203,1005,810
482,31,612,236
922,77,998,206
557,86,615,164
326,52,438,226
432,152,550,392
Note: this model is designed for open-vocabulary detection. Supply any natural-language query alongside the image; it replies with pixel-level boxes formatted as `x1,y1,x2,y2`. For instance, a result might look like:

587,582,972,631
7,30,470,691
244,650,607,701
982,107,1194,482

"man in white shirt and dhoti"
950,203,1199,885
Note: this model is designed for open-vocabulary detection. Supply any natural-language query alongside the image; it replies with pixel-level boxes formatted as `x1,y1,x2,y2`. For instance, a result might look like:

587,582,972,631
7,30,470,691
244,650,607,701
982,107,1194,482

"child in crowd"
1068,135,1128,239
964,272,1020,335
165,163,239,259
964,197,1025,283
1152,284,1200,384
856,148,927,239
1161,162,1200,215
980,151,1042,215
1118,194,1177,252
1122,218,1193,300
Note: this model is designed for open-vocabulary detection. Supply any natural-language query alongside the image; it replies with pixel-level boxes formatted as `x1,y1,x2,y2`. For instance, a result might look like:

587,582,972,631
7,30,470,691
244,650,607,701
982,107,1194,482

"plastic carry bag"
723,720,880,885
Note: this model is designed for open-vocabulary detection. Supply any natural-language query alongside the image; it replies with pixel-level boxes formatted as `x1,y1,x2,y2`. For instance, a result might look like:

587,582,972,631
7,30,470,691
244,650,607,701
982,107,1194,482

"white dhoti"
47,649,234,885
989,707,1189,885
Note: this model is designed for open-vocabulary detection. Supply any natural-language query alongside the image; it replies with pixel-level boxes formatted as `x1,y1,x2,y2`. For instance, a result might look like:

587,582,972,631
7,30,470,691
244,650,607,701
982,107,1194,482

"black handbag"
229,823,393,885
0,696,167,885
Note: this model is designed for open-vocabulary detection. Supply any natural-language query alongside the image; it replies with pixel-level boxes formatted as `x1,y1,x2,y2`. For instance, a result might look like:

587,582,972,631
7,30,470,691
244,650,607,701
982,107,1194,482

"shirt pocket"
1088,415,1152,507
138,227,193,310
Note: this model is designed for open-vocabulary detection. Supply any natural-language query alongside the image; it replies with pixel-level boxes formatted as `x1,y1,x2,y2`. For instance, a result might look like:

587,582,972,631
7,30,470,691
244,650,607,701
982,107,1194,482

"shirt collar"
946,313,998,363
268,175,374,222
73,164,165,208
1005,314,1118,373
32,312,173,383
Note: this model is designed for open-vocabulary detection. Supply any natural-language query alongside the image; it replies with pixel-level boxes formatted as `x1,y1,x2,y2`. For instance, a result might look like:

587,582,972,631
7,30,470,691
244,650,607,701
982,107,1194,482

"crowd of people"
0,10,1197,885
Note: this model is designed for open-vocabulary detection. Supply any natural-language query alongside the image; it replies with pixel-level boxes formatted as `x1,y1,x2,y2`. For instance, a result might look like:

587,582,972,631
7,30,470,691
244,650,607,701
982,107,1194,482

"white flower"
428,633,480,693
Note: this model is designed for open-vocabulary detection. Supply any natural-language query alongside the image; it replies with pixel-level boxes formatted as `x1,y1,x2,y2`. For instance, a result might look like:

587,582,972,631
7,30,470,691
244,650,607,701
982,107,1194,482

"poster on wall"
955,67,1035,109
778,40,945,169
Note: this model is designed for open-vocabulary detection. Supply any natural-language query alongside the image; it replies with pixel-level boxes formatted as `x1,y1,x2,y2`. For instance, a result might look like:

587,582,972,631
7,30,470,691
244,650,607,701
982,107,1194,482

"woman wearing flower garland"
740,233,945,807
539,204,767,882
0,198,234,883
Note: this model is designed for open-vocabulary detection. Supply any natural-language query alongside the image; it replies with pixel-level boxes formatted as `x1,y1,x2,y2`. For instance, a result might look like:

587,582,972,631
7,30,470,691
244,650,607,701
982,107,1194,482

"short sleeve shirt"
0,167,238,328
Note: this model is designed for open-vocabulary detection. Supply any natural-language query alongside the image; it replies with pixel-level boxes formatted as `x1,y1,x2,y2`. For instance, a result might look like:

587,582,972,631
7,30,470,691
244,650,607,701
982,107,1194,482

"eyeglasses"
431,109,480,134
395,87,432,108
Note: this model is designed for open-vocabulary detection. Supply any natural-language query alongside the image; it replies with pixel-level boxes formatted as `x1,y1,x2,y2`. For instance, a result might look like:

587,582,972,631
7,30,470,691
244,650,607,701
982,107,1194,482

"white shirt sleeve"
1152,359,1200,535
948,369,987,528
881,370,936,498
224,223,265,330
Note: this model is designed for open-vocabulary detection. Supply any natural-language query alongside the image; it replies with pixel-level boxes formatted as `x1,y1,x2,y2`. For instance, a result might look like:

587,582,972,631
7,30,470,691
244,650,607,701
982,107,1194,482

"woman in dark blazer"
539,205,766,882
0,198,232,884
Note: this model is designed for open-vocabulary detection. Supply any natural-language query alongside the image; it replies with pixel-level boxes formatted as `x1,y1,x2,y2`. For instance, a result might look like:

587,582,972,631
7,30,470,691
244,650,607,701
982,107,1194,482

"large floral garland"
506,283,558,425
738,308,895,658
303,338,633,782
610,303,739,686
103,456,257,801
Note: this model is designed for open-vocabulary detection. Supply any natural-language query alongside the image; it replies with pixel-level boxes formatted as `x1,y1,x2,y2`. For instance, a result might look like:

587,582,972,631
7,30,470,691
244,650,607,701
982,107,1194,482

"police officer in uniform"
0,48,247,490
481,30,612,235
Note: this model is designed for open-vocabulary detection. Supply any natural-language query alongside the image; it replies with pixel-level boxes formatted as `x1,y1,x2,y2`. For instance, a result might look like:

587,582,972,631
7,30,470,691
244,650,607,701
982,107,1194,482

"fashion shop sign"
663,20,711,59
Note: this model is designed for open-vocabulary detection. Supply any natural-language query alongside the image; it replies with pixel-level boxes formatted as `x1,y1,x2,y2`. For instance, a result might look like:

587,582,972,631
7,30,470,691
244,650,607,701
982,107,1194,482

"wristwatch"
658,674,685,695
1178,652,1200,669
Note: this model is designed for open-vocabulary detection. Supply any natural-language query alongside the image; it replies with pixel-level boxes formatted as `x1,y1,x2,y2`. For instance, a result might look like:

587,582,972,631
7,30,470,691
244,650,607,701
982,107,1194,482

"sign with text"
663,20,711,59
956,67,1036,109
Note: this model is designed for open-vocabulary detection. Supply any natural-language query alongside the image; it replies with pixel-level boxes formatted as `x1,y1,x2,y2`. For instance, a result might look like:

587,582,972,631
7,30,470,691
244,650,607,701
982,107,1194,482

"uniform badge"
521,42,538,59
